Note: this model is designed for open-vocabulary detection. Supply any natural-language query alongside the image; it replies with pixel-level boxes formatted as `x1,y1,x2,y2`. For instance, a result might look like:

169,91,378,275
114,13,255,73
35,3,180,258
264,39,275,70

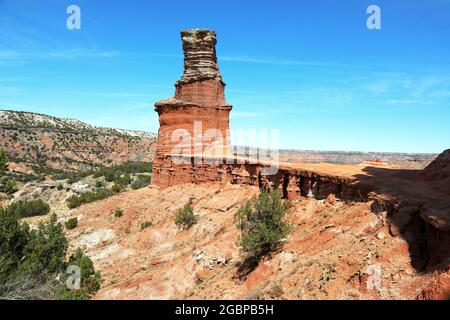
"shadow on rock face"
354,154,450,273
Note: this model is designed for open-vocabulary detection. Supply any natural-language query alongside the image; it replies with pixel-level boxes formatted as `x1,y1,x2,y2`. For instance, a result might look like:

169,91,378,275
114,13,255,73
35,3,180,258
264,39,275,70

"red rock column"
152,29,232,188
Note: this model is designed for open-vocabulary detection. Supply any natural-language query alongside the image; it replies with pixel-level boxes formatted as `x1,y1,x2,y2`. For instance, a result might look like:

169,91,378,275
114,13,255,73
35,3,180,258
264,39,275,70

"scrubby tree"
58,248,101,300
64,217,78,230
0,149,8,175
0,211,100,300
7,199,50,218
235,191,291,267
175,203,198,229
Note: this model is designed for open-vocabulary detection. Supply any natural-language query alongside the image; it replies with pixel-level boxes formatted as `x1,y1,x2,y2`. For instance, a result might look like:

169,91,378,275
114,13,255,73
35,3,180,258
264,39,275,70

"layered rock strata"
150,31,449,272
153,29,232,161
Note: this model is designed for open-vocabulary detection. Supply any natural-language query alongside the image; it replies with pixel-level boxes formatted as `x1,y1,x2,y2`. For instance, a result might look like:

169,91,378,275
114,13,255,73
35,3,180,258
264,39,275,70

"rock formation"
152,29,232,171
150,34,450,275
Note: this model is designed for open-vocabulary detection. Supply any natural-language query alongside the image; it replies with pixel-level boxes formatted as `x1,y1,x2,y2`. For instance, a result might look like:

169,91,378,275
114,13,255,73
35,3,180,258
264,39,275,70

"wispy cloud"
63,90,158,99
0,48,121,62
353,73,450,107
148,52,356,68
0,85,20,95
386,99,436,105
220,55,355,68
230,109,282,119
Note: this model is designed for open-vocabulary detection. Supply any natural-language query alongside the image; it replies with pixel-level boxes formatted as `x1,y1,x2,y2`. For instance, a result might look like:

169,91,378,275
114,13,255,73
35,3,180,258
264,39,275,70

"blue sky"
0,0,449,153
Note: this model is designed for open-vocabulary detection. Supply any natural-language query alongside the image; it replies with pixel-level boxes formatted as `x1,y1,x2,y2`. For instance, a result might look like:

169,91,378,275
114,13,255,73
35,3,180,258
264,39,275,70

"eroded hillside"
63,183,449,300
0,110,156,171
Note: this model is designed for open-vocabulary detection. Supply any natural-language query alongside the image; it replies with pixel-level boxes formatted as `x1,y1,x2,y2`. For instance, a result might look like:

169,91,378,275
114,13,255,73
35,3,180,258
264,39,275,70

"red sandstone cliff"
152,29,232,183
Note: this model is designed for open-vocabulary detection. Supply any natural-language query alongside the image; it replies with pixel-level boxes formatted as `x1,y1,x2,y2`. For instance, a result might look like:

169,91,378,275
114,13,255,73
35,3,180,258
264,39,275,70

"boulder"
420,201,450,232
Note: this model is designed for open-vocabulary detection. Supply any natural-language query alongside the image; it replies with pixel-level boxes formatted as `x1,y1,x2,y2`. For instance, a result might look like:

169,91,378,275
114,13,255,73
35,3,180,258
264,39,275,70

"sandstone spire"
152,29,232,188
177,29,223,85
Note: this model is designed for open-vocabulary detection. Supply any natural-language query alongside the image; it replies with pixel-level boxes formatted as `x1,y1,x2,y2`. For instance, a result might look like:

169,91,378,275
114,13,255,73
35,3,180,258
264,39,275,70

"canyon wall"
152,155,369,202
151,29,369,202
150,31,449,272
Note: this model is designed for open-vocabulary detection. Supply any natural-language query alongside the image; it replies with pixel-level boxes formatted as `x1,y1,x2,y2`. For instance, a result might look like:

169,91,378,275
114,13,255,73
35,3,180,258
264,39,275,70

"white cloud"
64,90,158,98
0,48,121,62
386,99,436,105
220,55,355,68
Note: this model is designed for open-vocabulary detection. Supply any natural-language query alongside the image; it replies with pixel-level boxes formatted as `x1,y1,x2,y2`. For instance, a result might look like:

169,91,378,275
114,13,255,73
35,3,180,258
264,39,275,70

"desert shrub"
319,263,336,289
270,283,284,298
0,148,8,174
4,179,18,195
58,248,101,300
235,191,291,265
17,173,43,183
57,183,64,191
7,199,50,218
93,162,152,183
113,208,123,218
175,203,198,229
140,221,152,230
66,189,111,209
19,214,68,276
52,169,92,185
0,212,100,300
95,180,103,188
0,207,32,285
65,218,78,230
67,176,81,185
0,213,66,296
131,174,151,190
103,171,115,182
110,182,123,194
115,173,131,186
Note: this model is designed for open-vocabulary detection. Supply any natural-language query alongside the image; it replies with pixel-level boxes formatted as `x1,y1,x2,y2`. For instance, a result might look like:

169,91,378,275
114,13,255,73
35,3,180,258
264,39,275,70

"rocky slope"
0,110,156,171
59,149,450,300
63,183,449,300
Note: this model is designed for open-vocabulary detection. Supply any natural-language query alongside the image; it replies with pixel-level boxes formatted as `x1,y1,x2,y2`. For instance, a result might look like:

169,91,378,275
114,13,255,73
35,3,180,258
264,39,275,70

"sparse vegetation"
0,212,100,300
270,283,284,298
235,191,291,266
4,179,18,195
319,263,336,289
140,220,152,230
30,161,152,187
57,248,101,300
175,203,198,229
6,199,50,218
0,150,18,194
131,174,151,190
64,164,152,209
66,189,111,209
93,162,153,184
65,217,78,230
113,208,124,218
0,148,8,174
110,182,124,194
